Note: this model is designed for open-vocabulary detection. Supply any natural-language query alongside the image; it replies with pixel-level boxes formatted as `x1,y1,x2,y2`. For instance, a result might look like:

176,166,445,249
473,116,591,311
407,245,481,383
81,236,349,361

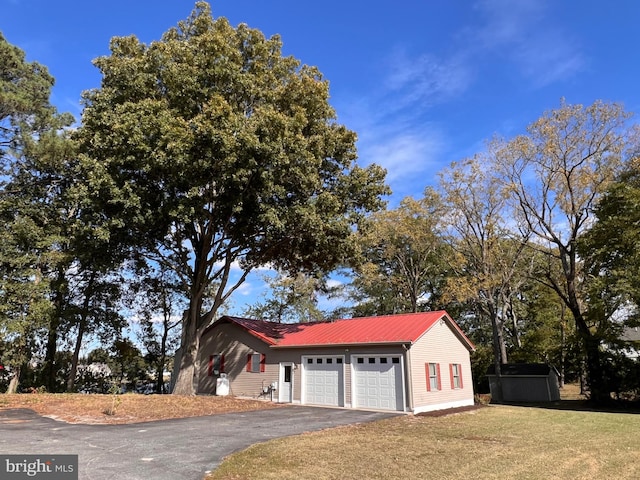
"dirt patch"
415,404,486,417
0,393,282,424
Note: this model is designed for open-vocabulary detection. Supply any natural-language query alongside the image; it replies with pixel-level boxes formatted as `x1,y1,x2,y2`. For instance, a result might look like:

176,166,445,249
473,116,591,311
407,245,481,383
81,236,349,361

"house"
620,327,640,359
197,311,476,413
486,363,561,402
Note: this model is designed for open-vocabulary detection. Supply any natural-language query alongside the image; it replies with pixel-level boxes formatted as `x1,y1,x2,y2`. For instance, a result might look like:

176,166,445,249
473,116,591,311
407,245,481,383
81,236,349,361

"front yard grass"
207,404,640,480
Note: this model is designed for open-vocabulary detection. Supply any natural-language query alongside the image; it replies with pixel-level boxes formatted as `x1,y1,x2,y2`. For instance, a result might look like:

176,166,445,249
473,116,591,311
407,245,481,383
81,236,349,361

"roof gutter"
269,340,415,349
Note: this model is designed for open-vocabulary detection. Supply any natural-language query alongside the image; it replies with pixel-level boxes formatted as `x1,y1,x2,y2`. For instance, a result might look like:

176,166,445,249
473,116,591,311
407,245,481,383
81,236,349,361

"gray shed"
486,363,560,402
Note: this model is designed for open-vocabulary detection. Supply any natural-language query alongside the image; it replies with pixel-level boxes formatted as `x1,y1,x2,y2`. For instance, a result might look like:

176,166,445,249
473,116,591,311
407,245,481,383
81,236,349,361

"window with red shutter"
209,354,224,376
450,363,462,389
247,353,264,373
425,363,431,392
426,363,440,391
449,364,454,389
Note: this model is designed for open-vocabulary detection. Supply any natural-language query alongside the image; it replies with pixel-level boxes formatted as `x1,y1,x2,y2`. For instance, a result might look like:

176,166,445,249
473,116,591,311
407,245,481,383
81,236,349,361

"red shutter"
260,353,266,372
246,354,252,372
208,355,214,376
220,354,225,373
425,363,431,392
459,364,464,389
436,363,442,390
449,364,454,389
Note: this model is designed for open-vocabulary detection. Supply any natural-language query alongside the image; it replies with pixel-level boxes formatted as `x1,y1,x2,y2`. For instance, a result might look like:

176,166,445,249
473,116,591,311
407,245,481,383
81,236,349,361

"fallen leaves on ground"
0,393,281,424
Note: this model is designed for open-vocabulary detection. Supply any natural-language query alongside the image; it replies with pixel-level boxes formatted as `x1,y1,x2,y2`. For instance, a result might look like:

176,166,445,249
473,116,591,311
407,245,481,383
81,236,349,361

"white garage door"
304,356,344,407
354,356,404,411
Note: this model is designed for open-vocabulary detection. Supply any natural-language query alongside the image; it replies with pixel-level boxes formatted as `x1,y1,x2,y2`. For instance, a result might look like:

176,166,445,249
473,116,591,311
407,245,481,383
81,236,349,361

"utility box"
216,373,230,396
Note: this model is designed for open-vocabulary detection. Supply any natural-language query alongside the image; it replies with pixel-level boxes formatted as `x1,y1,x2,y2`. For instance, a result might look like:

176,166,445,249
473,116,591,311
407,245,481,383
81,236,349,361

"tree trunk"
6,364,22,394
66,272,95,392
157,319,170,394
42,267,66,392
42,317,60,392
66,316,87,392
583,335,608,403
172,305,199,395
571,303,609,403
489,305,507,403
559,312,566,389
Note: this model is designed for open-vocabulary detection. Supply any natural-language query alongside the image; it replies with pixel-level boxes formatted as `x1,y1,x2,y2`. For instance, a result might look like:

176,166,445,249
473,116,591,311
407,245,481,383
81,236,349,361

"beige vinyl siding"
198,322,410,408
200,319,479,413
197,323,280,397
409,320,474,410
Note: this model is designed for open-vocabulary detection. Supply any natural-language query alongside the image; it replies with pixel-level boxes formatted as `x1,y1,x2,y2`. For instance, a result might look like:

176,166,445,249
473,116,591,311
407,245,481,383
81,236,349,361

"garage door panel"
304,357,344,407
354,356,403,411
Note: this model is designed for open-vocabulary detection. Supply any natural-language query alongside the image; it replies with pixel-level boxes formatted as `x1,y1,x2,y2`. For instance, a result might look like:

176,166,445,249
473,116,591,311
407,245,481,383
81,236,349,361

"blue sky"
4,0,640,315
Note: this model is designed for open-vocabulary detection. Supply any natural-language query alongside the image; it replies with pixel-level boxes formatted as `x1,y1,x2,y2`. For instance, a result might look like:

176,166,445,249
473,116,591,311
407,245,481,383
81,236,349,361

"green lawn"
207,405,640,480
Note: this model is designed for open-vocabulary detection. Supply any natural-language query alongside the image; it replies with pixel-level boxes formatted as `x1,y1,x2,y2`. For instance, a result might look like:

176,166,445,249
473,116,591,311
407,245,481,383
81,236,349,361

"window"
426,363,441,391
450,363,463,389
380,357,388,364
208,354,224,376
392,357,400,364
247,353,265,373
337,358,343,364
357,357,364,364
327,358,333,364
368,357,376,364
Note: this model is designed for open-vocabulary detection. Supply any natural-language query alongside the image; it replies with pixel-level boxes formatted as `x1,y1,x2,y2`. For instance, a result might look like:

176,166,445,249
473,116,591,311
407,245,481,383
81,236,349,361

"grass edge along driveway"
207,405,640,480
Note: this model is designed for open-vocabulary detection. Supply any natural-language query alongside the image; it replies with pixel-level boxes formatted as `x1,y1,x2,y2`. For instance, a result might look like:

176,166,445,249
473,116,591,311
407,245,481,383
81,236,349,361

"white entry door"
303,356,344,407
279,363,293,403
353,355,404,411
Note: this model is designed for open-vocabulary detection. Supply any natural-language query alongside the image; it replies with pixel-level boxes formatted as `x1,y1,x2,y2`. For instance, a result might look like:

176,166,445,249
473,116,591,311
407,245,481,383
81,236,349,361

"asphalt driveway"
0,406,398,480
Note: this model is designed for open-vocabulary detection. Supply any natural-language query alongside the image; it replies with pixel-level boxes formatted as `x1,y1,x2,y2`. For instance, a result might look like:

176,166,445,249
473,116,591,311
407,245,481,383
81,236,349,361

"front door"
279,363,293,403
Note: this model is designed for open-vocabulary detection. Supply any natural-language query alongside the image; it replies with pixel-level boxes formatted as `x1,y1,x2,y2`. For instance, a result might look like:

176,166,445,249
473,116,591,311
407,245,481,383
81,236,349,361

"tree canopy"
495,100,636,402
75,3,389,394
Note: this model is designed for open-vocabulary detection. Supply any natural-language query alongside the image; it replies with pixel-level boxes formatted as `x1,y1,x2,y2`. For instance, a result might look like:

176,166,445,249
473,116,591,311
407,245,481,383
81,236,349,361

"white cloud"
470,0,586,86
358,130,444,185
470,0,545,48
233,280,255,297
334,0,586,202
385,51,472,109
513,31,586,87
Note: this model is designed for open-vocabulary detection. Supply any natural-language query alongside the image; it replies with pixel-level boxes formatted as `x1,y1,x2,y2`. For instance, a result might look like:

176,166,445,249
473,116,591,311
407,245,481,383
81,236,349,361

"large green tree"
580,159,640,327
0,31,59,165
75,3,388,394
496,100,635,403
244,270,326,324
349,190,449,316
0,33,77,393
439,155,532,401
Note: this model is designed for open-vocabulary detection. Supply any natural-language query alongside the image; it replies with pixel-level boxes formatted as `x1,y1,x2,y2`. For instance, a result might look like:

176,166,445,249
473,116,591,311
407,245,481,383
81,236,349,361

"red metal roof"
213,311,475,350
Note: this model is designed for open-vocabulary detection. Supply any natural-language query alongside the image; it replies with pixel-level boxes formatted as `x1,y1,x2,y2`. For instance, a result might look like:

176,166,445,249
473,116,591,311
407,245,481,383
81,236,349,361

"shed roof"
621,326,640,342
486,363,556,376
205,311,475,350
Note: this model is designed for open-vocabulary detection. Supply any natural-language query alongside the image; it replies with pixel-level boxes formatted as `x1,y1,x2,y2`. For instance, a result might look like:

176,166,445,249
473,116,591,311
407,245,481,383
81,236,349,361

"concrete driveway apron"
0,406,398,480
